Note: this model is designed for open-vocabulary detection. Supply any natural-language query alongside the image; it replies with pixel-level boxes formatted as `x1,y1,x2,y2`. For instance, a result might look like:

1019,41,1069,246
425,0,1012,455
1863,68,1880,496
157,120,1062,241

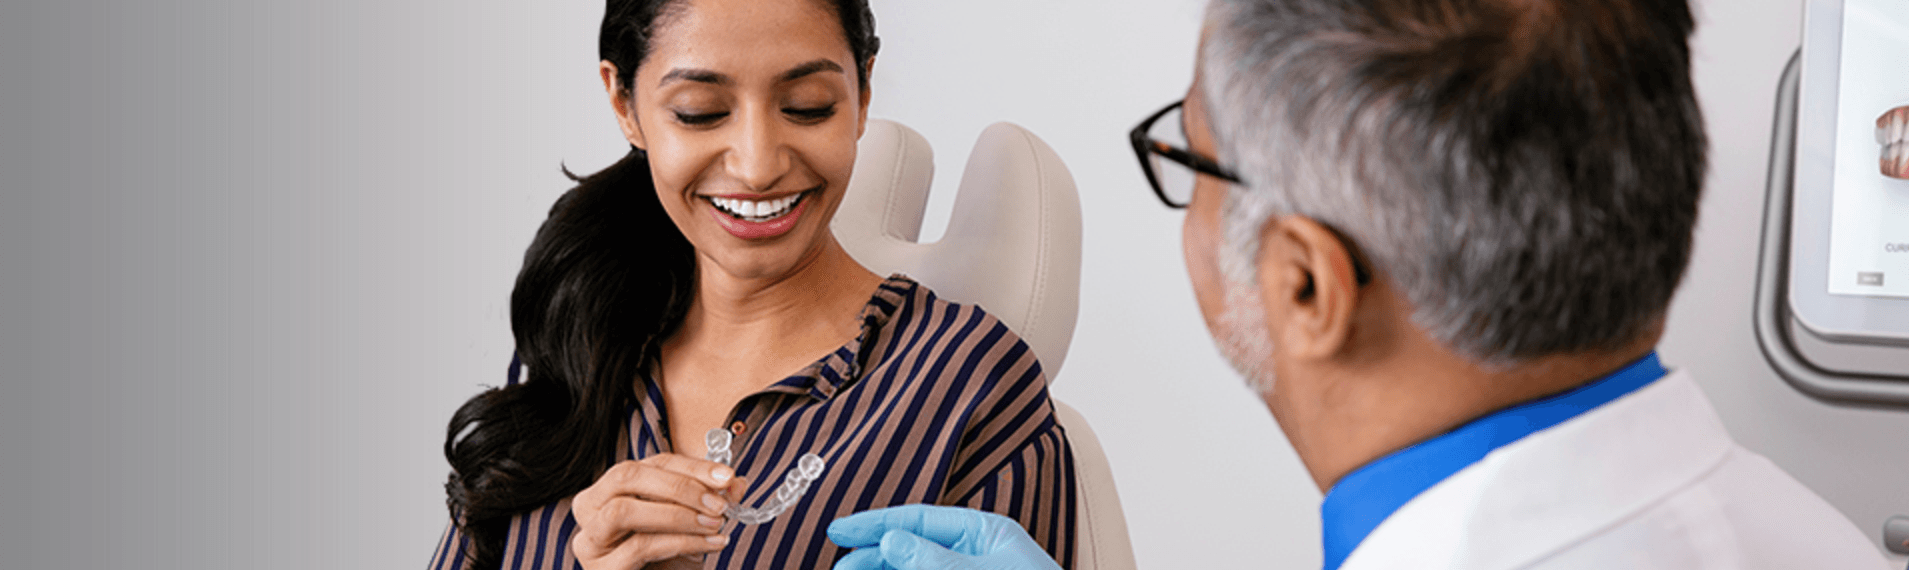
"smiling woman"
427,1,1077,569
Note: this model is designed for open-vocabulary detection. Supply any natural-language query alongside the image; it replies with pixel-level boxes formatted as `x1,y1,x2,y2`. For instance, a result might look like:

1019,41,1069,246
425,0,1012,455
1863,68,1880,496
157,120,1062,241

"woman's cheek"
815,125,863,187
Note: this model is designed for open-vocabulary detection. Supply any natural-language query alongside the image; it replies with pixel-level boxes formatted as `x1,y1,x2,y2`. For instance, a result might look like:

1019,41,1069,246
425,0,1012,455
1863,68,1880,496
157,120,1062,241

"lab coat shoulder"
1341,369,1891,570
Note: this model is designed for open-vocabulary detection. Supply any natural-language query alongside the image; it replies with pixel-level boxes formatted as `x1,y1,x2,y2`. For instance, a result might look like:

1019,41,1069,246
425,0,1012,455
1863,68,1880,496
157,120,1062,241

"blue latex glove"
827,504,1063,570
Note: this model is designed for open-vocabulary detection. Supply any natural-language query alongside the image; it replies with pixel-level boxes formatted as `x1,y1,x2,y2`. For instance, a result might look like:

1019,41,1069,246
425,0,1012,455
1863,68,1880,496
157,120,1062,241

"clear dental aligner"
1879,106,1908,180
703,428,827,524
705,428,733,466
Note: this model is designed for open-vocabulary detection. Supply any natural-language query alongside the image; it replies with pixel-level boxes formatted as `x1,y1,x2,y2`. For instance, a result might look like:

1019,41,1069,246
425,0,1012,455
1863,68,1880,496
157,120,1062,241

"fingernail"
698,514,722,528
702,494,726,513
706,534,729,546
883,530,917,558
711,467,733,484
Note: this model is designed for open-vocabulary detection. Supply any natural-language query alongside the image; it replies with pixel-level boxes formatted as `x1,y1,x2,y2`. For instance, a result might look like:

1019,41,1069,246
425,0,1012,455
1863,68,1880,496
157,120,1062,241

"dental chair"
832,119,1138,570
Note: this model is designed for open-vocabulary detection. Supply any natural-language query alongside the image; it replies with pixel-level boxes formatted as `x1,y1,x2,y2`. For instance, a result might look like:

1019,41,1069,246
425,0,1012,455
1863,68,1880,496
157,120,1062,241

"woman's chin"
695,230,833,283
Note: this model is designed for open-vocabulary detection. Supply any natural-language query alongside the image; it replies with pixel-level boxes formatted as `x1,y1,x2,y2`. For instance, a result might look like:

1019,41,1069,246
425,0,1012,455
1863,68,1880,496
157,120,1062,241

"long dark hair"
441,1,879,568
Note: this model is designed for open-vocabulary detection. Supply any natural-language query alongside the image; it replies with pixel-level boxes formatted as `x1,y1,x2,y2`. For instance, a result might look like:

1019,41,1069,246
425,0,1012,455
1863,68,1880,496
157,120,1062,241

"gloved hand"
827,504,1063,570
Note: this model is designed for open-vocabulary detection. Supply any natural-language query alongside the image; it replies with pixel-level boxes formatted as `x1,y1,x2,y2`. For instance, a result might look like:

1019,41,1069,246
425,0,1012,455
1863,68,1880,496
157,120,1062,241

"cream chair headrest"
832,119,1083,380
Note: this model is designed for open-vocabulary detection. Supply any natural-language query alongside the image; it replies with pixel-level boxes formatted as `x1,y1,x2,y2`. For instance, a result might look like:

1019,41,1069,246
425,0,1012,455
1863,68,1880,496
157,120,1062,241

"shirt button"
729,421,747,436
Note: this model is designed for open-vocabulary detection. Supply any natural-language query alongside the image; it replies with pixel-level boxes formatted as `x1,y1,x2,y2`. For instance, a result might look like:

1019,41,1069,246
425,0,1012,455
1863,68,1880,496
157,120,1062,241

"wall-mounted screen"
1823,0,1909,299
1792,0,1909,344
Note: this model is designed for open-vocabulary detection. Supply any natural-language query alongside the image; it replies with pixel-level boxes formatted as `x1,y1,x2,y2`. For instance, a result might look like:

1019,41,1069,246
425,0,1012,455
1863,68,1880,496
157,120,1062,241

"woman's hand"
570,453,742,569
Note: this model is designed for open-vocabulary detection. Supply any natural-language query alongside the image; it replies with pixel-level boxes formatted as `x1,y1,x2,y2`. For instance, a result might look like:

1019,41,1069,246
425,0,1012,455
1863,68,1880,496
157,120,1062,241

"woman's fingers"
625,454,736,514
572,528,730,570
639,453,737,493
723,475,750,503
576,495,724,548
650,551,718,570
568,454,744,569
581,457,734,519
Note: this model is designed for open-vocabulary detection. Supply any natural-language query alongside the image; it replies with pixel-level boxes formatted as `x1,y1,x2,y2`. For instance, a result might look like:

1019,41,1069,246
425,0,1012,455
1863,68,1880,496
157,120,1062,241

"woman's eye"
673,111,728,126
784,105,837,122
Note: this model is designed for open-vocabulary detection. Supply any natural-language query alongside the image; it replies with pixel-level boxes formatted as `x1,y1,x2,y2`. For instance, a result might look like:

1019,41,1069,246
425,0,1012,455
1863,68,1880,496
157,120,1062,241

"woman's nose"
726,111,793,191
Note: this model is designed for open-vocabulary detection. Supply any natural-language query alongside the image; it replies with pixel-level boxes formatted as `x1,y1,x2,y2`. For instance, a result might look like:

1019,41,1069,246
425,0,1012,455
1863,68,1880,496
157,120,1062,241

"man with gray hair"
828,0,1893,568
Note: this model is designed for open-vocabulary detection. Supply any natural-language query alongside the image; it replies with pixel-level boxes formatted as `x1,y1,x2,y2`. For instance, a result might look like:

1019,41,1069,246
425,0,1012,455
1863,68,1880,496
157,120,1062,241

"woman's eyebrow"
660,68,728,87
777,60,844,83
658,61,843,88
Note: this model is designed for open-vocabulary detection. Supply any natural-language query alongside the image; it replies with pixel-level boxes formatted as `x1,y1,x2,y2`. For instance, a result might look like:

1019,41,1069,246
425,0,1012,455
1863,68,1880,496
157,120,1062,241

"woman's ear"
1256,216,1361,361
855,57,875,139
600,61,646,150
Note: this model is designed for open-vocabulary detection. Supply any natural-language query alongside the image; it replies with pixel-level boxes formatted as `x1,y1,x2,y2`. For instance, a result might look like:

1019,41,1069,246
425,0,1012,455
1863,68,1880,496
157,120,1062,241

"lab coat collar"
1338,368,1735,569
1319,353,1668,570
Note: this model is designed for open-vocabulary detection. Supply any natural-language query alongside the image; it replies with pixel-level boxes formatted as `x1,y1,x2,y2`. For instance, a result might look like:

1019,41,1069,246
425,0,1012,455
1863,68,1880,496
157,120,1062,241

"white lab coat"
1340,369,1893,570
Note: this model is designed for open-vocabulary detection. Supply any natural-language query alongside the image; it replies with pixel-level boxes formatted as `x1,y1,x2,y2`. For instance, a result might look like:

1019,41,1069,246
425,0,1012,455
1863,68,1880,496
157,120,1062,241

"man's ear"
1256,216,1362,360
600,61,646,150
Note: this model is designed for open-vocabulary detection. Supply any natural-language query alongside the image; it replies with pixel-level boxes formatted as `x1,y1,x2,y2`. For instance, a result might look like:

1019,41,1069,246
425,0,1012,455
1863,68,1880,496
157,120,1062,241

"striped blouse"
430,275,1077,569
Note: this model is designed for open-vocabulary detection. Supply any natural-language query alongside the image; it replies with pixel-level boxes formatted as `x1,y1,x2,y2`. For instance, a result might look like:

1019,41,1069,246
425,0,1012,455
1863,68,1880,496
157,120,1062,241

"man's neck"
1280,331,1662,493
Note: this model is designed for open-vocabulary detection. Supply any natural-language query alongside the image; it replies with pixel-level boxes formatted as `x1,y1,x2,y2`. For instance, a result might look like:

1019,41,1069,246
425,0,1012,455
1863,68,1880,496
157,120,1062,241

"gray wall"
2,0,1902,568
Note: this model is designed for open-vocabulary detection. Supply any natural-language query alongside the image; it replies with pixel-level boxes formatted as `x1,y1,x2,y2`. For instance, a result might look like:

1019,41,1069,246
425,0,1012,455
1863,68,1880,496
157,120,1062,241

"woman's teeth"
1880,106,1908,180
709,193,804,221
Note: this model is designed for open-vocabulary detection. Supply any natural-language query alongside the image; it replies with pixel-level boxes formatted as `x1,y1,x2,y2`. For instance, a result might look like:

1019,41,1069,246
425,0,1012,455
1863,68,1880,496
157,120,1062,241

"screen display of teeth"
1827,0,1909,299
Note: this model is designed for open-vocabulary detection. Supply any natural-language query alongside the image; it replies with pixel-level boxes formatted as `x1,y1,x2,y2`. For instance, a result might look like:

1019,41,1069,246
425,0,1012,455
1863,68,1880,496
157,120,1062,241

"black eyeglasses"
1129,100,1242,209
1130,99,1373,285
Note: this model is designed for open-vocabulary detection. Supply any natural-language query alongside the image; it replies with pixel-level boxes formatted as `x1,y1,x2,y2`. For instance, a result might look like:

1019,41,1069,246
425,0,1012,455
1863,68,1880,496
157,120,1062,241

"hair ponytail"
443,148,696,570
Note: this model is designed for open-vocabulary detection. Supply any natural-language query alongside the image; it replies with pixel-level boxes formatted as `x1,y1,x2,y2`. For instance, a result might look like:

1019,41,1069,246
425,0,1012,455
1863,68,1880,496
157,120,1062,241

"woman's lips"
1880,106,1908,180
704,189,813,240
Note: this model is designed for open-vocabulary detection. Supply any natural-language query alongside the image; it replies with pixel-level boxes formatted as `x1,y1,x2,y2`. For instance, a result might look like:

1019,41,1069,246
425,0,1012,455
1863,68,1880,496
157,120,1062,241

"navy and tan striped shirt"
430,275,1077,569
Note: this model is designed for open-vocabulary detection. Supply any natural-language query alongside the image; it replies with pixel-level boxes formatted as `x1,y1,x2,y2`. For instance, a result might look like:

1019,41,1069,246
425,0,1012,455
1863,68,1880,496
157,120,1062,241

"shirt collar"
761,274,915,401
1318,351,1668,570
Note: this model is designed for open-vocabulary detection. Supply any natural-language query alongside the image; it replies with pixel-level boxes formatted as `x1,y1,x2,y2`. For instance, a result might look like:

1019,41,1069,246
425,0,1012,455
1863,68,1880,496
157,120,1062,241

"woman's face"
610,0,869,282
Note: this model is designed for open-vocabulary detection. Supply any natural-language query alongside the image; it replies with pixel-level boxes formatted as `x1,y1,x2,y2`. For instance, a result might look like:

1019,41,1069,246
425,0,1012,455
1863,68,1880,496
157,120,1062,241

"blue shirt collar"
1318,352,1668,570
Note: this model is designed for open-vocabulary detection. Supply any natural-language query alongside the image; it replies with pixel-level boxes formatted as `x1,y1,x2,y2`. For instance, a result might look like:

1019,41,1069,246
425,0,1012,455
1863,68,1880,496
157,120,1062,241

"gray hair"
1200,0,1707,362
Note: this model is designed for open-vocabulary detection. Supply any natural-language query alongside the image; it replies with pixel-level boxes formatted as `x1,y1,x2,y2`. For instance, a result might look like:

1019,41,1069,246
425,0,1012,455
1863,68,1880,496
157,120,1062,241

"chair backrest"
832,119,1137,570
832,119,1081,376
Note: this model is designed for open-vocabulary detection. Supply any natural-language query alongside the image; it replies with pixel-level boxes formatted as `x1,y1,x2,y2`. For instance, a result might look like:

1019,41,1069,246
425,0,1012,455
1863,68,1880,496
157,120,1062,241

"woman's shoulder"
873,274,1030,340
862,274,1046,380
